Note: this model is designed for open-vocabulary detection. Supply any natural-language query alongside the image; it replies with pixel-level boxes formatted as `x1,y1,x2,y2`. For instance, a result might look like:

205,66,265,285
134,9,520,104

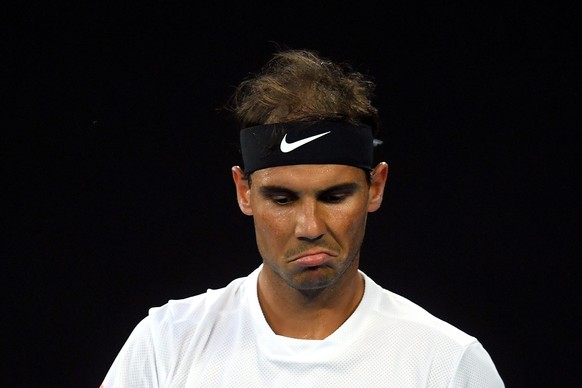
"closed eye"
271,194,295,205
317,183,359,204
318,192,350,204
260,187,298,206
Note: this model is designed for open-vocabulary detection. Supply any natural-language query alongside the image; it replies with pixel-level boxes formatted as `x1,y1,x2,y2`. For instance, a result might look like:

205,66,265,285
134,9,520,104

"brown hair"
228,49,380,132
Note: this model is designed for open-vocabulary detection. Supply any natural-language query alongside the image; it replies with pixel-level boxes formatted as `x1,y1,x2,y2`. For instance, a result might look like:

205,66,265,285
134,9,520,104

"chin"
290,267,339,290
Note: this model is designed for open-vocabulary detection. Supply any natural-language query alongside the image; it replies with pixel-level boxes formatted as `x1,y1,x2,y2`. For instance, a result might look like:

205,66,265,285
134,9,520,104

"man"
101,49,504,387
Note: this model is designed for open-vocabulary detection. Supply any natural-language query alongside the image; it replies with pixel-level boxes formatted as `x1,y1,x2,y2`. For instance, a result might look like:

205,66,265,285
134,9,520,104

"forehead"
251,164,366,189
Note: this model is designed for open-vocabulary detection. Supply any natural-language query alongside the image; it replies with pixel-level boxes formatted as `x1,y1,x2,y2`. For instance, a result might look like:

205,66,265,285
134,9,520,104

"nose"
294,199,326,242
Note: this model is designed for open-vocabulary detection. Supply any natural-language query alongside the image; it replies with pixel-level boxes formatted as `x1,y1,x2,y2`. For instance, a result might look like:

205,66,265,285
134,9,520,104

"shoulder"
450,342,505,387
101,270,259,386
360,273,504,385
111,273,251,352
361,272,478,349
147,273,251,330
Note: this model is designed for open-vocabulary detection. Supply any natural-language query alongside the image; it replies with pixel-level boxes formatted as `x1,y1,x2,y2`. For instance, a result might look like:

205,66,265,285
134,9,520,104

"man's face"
233,163,387,293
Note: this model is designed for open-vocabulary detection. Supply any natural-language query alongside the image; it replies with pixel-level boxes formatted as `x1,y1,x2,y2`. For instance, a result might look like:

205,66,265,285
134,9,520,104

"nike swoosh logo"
280,131,331,153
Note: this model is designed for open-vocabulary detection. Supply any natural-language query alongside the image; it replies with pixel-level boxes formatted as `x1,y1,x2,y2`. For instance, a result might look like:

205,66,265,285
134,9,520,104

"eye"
270,194,295,206
260,187,297,206
319,192,349,204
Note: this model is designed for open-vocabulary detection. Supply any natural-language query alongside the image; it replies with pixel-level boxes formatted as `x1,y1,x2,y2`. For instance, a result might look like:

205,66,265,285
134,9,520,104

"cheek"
252,208,293,251
333,202,369,240
254,207,291,234
345,212,368,237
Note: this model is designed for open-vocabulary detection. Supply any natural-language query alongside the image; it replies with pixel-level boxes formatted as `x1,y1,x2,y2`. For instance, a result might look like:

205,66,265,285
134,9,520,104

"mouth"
290,251,336,267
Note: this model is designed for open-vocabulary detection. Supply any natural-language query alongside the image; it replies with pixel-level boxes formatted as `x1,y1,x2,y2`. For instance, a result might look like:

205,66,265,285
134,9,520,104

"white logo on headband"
280,131,331,153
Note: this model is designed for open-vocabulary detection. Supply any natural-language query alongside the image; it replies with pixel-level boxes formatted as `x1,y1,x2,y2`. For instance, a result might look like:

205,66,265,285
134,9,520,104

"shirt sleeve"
449,342,504,388
100,317,159,388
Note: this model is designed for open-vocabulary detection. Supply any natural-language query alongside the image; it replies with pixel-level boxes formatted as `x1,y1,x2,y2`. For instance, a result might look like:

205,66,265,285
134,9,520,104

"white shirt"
101,266,504,387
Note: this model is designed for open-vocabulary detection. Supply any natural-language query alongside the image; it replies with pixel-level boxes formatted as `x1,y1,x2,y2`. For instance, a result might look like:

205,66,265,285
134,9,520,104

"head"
229,49,388,293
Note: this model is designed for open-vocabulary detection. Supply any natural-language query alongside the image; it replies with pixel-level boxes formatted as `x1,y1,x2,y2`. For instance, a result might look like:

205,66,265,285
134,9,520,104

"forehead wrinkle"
252,164,365,192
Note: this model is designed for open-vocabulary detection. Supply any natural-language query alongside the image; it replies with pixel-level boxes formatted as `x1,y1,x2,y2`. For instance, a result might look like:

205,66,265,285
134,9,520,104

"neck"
257,266,365,340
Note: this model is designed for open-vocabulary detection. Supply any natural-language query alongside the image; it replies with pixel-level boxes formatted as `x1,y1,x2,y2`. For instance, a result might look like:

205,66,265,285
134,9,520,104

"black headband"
240,120,374,174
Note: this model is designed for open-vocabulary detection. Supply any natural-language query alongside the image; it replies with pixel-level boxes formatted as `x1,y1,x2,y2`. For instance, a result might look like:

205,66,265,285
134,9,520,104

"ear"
232,166,253,216
367,162,388,213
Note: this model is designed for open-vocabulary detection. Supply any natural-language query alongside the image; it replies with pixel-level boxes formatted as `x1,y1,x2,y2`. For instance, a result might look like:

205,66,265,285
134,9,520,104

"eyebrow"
259,183,360,197
259,186,296,199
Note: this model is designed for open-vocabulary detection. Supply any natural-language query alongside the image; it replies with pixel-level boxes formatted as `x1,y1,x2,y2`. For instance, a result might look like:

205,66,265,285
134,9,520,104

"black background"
4,2,579,387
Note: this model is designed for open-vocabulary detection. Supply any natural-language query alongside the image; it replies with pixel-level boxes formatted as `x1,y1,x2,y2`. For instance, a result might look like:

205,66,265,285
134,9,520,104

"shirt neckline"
245,265,376,358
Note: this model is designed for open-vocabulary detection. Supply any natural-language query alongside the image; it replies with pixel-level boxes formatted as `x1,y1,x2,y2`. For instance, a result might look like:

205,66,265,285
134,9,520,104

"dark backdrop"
5,2,578,387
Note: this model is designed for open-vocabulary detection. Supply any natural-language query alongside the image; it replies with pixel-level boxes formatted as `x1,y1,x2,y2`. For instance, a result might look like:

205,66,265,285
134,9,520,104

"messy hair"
229,49,380,132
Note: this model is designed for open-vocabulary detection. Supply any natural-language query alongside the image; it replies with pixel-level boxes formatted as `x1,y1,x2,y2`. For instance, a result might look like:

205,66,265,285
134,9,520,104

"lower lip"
293,253,332,267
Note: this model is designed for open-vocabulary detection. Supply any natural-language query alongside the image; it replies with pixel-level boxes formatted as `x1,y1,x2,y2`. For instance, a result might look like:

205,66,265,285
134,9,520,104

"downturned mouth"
291,251,335,267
